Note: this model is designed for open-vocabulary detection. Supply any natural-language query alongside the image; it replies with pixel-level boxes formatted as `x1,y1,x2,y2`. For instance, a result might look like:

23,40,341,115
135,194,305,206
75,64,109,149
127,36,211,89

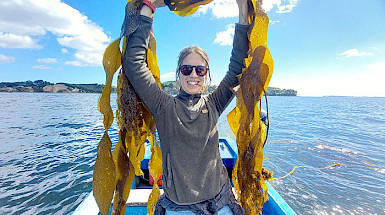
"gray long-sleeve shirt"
123,15,248,205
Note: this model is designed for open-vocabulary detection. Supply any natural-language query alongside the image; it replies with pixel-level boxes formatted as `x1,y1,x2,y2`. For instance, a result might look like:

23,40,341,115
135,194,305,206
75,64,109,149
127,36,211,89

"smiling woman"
93,0,253,214
119,10,249,213
90,0,278,214
176,46,211,94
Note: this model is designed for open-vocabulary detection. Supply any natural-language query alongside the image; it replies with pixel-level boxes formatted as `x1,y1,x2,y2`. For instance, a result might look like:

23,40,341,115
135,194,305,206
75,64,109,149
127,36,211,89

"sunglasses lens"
196,66,207,76
179,65,208,76
180,65,193,76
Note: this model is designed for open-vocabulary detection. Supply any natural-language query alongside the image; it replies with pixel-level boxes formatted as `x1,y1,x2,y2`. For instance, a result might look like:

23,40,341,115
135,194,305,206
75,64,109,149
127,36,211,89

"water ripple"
1,94,385,214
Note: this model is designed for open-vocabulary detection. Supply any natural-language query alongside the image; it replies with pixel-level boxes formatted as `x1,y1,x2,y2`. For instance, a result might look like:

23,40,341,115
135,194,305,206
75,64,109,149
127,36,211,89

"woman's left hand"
152,0,166,8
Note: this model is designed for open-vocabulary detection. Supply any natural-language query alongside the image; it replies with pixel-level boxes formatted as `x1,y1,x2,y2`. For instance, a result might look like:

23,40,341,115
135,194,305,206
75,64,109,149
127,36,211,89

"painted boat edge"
72,191,99,215
72,184,296,215
265,182,296,215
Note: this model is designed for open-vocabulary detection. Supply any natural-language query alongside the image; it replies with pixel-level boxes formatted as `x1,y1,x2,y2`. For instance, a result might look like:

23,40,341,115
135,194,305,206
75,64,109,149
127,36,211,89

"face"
179,52,206,95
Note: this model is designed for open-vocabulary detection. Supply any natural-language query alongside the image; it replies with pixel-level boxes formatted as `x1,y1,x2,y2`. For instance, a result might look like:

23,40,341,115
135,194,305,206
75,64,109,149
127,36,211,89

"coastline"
0,80,297,96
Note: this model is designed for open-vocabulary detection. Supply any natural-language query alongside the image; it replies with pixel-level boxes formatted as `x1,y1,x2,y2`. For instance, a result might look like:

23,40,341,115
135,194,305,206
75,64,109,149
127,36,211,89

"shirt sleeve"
122,15,171,115
207,23,249,115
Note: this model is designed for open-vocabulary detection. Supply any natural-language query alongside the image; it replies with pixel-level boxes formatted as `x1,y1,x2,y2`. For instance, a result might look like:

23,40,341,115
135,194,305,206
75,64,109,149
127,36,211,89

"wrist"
238,16,248,25
143,0,156,13
140,5,153,17
238,18,248,25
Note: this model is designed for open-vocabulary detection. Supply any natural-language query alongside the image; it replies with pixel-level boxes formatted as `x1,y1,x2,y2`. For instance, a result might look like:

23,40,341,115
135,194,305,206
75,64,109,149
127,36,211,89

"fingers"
151,0,166,8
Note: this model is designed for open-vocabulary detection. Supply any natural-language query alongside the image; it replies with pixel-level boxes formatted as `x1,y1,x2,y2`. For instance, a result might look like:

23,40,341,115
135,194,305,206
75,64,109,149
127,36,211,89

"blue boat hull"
73,137,296,214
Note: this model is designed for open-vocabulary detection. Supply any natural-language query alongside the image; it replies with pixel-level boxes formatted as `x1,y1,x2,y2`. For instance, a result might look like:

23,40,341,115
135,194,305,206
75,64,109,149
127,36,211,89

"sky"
0,0,384,97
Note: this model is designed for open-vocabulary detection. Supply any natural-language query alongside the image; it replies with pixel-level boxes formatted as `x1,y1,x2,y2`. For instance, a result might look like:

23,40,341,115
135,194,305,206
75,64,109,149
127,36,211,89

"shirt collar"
176,88,202,103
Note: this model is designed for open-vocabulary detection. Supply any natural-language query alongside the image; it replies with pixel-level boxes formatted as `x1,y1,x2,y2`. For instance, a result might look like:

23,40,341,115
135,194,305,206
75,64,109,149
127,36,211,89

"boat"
72,137,296,215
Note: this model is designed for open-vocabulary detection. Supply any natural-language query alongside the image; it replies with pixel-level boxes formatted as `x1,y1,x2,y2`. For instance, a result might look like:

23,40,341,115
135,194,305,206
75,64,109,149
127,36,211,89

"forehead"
181,52,205,66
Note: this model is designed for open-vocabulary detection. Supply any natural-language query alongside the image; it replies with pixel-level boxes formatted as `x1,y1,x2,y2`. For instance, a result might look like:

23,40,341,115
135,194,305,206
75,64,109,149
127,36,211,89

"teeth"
187,81,198,85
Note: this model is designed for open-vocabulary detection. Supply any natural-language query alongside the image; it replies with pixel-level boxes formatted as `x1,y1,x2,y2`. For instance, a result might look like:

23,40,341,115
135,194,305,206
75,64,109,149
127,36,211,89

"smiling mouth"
187,81,200,86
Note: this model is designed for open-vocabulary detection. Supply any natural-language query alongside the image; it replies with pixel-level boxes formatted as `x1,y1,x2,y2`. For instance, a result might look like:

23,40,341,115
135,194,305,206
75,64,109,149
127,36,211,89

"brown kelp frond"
227,0,274,214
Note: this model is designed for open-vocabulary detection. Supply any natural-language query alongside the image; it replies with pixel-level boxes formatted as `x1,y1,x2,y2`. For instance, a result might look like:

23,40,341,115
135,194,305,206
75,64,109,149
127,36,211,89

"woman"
123,0,249,214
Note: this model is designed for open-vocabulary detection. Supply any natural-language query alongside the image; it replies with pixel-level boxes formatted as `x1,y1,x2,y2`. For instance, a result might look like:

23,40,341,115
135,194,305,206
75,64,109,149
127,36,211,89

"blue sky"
0,0,384,97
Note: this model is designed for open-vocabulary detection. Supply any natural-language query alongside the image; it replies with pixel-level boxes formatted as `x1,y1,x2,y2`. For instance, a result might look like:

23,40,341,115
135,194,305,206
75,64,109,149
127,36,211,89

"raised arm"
207,0,249,114
122,2,168,115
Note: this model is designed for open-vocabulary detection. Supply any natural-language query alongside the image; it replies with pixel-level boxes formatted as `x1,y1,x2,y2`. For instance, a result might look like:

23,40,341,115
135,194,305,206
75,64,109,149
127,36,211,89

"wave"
315,144,358,155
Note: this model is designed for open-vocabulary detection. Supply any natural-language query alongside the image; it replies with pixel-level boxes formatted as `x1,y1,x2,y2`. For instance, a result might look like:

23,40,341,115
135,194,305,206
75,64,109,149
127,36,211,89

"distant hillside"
161,81,217,95
161,81,297,96
0,80,115,93
266,87,297,96
0,80,296,96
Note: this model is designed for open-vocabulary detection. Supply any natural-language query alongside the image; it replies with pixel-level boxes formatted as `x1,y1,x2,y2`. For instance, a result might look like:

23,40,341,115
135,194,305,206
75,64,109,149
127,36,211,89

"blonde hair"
176,45,212,92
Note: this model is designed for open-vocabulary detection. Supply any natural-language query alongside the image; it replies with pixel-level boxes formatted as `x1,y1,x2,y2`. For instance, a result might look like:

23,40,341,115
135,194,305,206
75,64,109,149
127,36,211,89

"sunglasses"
179,65,208,77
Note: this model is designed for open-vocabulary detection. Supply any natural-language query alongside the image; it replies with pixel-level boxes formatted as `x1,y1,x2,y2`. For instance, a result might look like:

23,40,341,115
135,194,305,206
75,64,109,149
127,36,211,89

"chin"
182,84,202,95
187,89,200,94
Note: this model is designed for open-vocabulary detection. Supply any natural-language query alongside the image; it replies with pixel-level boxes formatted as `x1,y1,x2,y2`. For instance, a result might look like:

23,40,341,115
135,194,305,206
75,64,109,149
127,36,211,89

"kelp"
93,38,121,215
93,0,273,214
164,0,213,16
93,0,162,214
227,0,274,214
93,131,116,215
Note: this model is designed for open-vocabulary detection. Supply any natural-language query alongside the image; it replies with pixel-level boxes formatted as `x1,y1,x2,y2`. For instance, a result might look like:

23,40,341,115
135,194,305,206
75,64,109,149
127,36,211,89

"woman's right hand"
140,0,166,17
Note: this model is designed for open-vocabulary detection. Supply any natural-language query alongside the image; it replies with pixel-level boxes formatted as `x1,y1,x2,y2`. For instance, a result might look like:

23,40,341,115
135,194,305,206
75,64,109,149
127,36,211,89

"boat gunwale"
72,137,296,215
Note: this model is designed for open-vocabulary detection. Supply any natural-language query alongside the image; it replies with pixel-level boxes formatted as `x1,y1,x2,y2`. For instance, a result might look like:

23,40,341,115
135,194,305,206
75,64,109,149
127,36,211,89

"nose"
190,68,199,77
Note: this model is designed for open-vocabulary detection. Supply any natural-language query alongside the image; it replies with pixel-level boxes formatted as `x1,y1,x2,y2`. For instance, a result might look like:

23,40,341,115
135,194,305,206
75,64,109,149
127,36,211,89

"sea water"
0,92,384,214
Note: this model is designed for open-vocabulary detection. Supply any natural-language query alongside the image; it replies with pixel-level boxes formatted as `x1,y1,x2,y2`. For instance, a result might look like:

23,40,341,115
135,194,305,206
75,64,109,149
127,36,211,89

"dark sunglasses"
179,65,208,77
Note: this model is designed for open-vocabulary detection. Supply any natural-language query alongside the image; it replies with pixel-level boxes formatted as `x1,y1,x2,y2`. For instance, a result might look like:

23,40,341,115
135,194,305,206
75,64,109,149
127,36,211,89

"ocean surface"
0,92,384,215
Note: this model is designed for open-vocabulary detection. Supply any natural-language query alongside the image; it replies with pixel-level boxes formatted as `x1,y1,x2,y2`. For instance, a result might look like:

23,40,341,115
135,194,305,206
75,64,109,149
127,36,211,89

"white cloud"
214,24,235,46
276,0,299,13
339,49,373,58
197,0,299,18
65,60,82,66
262,0,282,12
33,65,53,69
196,0,238,18
37,58,57,64
0,54,16,64
210,0,238,18
0,32,42,49
161,72,176,81
270,20,280,24
61,48,69,54
0,0,110,66
263,0,300,13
